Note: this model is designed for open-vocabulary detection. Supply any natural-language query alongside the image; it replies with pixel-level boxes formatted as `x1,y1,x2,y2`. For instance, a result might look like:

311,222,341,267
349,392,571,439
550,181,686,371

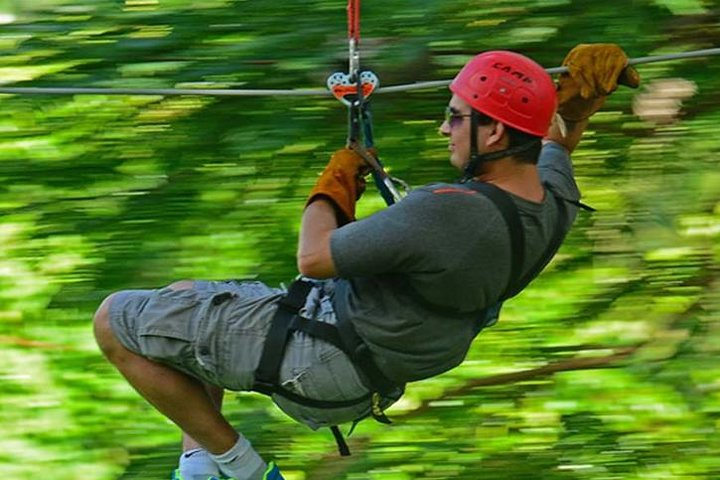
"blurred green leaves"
1,1,719,479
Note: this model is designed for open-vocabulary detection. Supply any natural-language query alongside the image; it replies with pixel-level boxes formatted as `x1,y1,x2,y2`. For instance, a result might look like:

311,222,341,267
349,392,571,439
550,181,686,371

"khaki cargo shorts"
108,279,392,429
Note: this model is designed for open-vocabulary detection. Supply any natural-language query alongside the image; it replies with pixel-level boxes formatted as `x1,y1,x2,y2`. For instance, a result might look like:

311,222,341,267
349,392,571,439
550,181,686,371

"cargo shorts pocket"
135,288,205,373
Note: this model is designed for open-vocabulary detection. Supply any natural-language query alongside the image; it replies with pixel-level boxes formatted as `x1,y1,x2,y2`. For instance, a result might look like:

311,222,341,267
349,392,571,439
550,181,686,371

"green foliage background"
1,0,719,478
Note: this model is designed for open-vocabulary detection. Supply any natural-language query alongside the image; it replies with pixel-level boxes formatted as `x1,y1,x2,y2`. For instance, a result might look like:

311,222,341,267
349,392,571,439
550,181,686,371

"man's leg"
94,282,271,480
182,382,225,451
93,292,239,455
175,383,226,479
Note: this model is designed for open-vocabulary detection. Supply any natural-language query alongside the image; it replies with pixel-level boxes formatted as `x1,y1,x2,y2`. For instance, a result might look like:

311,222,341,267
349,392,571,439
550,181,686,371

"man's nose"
439,120,451,136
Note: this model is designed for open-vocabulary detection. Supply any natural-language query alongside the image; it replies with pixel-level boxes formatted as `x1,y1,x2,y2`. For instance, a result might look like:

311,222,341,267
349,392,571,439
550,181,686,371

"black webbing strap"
333,313,399,398
290,314,398,429
393,181,570,321
288,316,344,350
290,314,399,398
253,280,313,396
254,280,398,401
469,181,571,301
391,182,525,318
465,182,525,300
268,384,371,409
504,183,569,299
331,426,351,456
253,280,373,408
252,279,394,457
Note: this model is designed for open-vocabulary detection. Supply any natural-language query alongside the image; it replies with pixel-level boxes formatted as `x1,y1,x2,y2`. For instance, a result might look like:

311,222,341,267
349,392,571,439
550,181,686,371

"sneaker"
263,462,285,480
171,469,226,480
172,462,283,480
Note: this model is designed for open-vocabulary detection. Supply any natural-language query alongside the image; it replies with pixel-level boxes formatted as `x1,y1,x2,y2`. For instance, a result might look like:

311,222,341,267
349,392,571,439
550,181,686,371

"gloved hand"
557,43,641,121
306,147,370,225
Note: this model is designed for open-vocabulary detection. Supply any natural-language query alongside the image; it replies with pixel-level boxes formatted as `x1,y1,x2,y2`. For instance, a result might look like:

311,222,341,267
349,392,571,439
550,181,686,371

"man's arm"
297,199,338,279
296,147,369,279
543,117,589,154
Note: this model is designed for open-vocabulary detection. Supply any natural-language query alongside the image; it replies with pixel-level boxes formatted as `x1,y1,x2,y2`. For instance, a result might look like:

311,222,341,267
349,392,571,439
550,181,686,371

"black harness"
251,181,573,455
397,181,571,331
470,181,570,304
252,279,402,456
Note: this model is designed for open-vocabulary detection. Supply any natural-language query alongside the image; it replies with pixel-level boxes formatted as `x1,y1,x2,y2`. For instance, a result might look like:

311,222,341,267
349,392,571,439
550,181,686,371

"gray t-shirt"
330,142,580,383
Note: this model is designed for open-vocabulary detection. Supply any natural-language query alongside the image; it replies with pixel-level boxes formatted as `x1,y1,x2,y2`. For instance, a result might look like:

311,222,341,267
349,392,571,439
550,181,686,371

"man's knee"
93,292,121,358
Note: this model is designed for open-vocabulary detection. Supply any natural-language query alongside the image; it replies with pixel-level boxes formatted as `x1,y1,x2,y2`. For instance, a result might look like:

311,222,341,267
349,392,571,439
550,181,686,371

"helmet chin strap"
461,111,540,183
461,111,481,183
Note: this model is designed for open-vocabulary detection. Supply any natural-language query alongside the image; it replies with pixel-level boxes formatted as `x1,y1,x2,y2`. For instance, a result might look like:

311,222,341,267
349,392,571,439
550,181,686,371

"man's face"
440,94,474,171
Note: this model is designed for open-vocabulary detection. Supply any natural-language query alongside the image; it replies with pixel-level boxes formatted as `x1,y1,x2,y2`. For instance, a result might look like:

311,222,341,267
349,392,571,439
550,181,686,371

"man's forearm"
544,116,589,154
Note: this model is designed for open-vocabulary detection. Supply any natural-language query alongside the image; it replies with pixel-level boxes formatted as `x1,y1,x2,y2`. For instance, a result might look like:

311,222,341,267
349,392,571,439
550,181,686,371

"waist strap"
252,279,401,455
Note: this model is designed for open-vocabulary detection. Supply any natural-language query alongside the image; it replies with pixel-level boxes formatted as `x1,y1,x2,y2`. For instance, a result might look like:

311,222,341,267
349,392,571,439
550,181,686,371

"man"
93,44,639,480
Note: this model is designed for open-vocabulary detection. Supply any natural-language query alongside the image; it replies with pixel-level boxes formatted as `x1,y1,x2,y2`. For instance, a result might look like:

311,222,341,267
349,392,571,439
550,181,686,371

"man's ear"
484,121,506,148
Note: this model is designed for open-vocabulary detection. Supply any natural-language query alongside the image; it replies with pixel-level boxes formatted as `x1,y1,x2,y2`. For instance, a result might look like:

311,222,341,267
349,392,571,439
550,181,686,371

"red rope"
347,0,360,42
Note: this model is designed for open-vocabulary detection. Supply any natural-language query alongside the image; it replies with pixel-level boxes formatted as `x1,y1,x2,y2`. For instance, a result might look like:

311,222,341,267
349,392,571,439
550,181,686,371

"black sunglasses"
444,106,472,128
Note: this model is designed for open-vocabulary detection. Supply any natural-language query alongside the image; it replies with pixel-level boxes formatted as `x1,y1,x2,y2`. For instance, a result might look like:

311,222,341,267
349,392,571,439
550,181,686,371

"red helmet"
450,51,556,137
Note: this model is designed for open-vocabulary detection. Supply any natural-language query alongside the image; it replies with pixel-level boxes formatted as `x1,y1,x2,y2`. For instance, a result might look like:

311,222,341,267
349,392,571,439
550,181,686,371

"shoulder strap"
504,183,569,299
467,182,571,301
392,182,567,316
464,182,525,300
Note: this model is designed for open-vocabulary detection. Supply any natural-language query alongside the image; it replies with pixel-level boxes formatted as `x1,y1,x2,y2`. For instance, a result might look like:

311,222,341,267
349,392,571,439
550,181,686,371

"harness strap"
288,316,344,348
289,311,399,398
465,182,525,300
331,426,351,456
391,182,524,319
336,313,399,398
253,280,312,396
392,182,571,324
252,279,401,456
269,384,371,409
253,281,375,409
505,183,568,299
468,182,573,303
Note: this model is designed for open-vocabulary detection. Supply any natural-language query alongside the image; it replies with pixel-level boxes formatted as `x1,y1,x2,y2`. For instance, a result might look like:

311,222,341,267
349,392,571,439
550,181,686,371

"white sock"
210,434,267,480
178,448,222,480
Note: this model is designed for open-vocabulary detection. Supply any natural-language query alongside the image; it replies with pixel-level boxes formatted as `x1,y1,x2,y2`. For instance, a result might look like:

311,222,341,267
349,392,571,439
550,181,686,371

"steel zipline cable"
0,48,718,98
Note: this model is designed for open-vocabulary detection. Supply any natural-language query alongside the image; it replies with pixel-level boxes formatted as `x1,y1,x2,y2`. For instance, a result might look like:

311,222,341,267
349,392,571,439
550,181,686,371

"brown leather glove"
557,43,641,121
306,147,370,225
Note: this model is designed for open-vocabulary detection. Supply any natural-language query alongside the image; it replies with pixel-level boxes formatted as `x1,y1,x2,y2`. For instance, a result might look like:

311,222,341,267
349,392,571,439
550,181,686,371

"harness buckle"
371,392,392,425
278,280,313,312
